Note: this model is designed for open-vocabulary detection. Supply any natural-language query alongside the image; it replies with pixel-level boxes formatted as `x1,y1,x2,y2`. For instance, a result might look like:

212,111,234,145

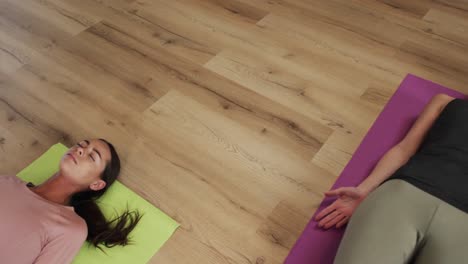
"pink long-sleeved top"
0,175,87,264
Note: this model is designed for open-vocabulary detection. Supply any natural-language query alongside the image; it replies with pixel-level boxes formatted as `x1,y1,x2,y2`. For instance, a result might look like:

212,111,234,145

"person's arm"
356,145,412,195
357,93,456,195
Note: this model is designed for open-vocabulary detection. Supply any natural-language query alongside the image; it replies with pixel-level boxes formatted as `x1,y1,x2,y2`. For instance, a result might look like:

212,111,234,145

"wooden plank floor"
1,0,468,263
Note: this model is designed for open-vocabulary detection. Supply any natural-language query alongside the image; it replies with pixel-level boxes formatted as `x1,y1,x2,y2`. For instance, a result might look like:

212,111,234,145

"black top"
381,98,468,213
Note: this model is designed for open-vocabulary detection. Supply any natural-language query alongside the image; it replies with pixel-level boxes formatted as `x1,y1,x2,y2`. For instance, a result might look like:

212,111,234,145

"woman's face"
60,138,112,191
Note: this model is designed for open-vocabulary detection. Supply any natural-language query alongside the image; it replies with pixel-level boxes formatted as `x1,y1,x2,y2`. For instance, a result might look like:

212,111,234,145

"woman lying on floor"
0,138,142,264
315,93,468,264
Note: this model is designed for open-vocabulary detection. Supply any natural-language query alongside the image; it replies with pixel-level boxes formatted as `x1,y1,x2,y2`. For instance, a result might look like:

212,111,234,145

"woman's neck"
29,172,80,206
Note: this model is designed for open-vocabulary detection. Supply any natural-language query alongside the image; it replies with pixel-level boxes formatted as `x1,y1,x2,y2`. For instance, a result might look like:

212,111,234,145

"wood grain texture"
1,0,468,263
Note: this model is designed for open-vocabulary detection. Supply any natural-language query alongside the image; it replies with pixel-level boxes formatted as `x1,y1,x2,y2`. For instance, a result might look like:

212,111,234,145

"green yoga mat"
16,143,179,264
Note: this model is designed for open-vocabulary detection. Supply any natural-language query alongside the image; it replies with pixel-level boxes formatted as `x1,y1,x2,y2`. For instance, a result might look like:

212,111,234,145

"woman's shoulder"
50,206,88,243
57,207,88,235
57,214,88,243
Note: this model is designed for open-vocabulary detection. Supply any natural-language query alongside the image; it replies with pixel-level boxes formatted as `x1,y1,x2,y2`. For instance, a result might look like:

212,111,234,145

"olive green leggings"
334,179,468,264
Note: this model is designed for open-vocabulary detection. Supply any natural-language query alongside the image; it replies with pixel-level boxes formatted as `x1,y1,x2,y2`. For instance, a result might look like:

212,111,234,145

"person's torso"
0,175,85,263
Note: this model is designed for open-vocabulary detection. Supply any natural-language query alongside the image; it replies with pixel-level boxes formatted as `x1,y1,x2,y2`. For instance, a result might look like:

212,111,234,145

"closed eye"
76,143,96,162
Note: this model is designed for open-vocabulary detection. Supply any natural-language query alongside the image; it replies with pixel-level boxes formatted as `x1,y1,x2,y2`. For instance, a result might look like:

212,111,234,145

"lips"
68,153,78,165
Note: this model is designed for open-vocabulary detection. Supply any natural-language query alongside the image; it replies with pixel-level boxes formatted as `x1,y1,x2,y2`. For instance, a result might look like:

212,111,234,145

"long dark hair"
69,139,143,253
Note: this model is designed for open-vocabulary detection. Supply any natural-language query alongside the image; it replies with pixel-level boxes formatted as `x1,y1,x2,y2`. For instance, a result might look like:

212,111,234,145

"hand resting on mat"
314,186,368,229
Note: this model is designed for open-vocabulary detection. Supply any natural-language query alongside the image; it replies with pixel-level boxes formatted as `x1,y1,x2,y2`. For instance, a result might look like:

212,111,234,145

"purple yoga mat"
284,74,465,264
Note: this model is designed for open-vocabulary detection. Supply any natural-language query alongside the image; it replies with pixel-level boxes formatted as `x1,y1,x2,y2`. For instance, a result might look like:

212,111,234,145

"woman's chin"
59,160,75,174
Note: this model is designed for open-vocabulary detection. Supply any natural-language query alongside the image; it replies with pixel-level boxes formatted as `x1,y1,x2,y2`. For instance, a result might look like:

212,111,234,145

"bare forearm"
357,145,412,195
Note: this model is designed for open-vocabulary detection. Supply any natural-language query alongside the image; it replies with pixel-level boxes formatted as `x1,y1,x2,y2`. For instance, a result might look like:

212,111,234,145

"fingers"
324,187,342,196
322,214,347,229
318,210,341,228
325,187,359,199
315,203,336,221
324,191,337,196
336,215,350,228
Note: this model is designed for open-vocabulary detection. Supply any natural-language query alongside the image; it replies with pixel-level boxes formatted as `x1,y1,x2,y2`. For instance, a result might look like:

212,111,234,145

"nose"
77,146,84,156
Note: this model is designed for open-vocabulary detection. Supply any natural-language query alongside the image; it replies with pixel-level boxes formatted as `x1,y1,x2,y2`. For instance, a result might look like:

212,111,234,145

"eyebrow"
84,140,102,160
